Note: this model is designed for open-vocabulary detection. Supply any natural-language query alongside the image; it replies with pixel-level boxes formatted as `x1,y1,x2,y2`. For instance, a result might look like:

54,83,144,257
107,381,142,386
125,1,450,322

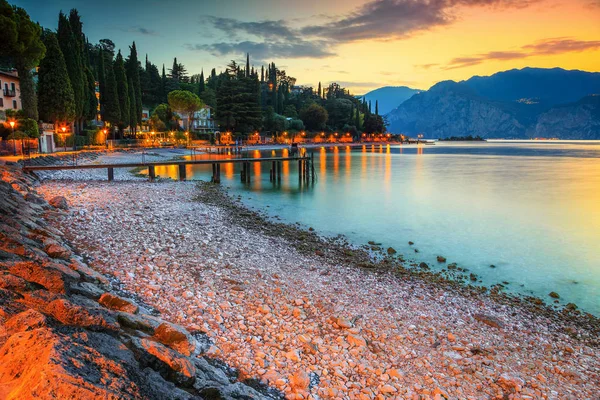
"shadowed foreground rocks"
0,166,276,399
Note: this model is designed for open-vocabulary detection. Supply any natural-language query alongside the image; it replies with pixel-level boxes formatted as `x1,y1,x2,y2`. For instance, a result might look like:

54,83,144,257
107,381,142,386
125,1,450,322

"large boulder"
46,299,120,332
9,261,67,294
132,337,196,387
99,293,139,314
153,322,197,357
48,196,68,210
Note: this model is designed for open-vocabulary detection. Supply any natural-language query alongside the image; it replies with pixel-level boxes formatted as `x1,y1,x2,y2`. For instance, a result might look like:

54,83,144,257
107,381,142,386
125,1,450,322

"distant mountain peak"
362,86,421,115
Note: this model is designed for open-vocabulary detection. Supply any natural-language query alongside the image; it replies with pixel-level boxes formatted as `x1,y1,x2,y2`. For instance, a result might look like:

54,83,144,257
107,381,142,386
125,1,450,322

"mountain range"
378,68,600,139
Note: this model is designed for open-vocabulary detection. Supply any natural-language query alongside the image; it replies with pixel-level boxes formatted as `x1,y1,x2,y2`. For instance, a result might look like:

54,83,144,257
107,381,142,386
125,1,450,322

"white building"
179,106,217,133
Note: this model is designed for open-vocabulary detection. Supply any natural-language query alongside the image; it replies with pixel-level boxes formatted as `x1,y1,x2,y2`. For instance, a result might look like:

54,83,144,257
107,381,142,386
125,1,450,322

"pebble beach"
34,151,600,399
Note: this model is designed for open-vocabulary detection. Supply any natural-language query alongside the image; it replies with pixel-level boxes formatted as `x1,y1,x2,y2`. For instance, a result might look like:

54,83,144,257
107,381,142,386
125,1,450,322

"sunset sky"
13,0,600,93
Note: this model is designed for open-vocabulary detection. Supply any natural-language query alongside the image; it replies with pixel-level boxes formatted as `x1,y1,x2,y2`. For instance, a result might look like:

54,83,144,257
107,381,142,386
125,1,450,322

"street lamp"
61,126,67,152
9,121,16,156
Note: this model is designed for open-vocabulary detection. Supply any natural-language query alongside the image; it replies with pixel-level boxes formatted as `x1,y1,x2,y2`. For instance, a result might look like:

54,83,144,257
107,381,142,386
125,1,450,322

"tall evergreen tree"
261,65,264,83
114,50,129,135
37,32,75,124
198,70,205,94
97,49,106,116
84,67,98,121
58,11,85,132
128,77,137,132
102,52,120,130
126,42,143,127
355,104,361,131
318,82,322,99
245,53,250,78
271,63,278,113
375,100,379,116
160,64,167,102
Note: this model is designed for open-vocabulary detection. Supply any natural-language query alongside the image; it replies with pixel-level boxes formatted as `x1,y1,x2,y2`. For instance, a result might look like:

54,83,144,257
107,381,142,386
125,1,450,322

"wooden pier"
22,155,315,184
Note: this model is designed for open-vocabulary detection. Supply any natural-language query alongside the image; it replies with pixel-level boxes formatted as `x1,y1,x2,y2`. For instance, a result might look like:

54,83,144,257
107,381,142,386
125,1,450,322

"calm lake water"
153,141,600,315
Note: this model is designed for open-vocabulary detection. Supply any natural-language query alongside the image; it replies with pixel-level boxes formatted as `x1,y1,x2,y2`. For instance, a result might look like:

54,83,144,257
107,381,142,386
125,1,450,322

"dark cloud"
203,17,298,41
185,40,334,60
523,37,600,54
446,38,600,69
193,0,541,60
300,0,540,43
123,26,158,36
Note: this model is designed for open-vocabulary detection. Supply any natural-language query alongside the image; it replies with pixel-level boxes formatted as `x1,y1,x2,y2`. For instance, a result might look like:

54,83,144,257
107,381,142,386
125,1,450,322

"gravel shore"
35,152,599,399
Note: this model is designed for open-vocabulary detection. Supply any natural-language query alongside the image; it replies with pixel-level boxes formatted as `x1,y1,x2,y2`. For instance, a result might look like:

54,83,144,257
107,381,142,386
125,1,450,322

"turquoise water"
155,142,600,315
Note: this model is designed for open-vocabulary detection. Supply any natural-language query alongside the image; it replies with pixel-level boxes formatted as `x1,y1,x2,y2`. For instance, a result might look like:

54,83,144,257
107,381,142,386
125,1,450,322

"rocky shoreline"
23,149,599,399
0,165,279,399
195,183,600,346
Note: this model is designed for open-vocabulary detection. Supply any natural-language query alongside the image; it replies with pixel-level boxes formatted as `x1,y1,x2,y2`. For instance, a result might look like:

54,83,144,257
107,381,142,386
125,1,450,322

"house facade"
0,70,21,114
179,106,217,133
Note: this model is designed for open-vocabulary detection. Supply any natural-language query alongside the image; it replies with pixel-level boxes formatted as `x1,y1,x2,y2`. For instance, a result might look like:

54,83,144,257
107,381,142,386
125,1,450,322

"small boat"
424,141,436,145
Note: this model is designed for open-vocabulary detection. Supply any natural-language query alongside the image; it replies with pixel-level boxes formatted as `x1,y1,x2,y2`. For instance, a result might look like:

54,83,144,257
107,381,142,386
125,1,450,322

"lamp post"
9,120,16,156
61,126,67,152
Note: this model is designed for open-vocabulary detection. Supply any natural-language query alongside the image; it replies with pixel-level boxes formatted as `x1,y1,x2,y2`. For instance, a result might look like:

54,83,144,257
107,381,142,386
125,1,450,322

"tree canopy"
167,90,203,131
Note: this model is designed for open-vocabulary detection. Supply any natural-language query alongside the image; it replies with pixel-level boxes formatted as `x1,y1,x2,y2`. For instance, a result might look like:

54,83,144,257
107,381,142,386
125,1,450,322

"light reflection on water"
152,142,600,315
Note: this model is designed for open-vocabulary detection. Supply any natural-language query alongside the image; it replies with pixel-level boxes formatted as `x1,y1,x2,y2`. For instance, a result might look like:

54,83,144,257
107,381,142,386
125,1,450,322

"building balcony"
3,89,16,97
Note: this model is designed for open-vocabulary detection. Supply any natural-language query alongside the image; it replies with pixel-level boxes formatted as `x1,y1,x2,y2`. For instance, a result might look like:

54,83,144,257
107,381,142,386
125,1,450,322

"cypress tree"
198,70,205,94
126,42,143,126
84,67,98,121
261,65,264,83
98,49,106,116
161,64,167,102
128,77,137,132
114,51,129,135
318,82,322,99
37,32,76,124
375,100,379,116
355,104,361,131
246,53,250,78
369,100,372,113
271,63,278,113
102,52,120,128
57,12,85,132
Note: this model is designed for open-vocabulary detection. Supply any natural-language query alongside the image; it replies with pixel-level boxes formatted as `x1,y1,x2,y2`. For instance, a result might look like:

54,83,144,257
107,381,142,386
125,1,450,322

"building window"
10,82,15,91
13,100,17,109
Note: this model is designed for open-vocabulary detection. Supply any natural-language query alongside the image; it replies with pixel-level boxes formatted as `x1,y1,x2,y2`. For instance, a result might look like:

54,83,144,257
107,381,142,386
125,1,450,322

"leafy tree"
113,50,129,134
287,118,304,132
0,0,46,120
167,90,203,131
58,11,84,131
326,98,353,130
263,107,286,133
37,32,76,125
300,103,328,131
283,105,298,119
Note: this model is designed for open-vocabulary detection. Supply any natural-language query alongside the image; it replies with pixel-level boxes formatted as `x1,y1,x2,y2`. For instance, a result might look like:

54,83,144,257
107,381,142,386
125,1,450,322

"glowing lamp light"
9,121,15,129
61,126,67,133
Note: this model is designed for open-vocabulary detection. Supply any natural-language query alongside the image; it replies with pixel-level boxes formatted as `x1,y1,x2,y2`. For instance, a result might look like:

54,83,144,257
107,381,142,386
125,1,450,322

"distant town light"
9,121,15,128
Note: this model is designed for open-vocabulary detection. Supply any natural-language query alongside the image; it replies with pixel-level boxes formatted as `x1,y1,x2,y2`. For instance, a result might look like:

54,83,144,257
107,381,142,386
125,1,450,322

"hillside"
386,68,600,139
362,86,421,115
